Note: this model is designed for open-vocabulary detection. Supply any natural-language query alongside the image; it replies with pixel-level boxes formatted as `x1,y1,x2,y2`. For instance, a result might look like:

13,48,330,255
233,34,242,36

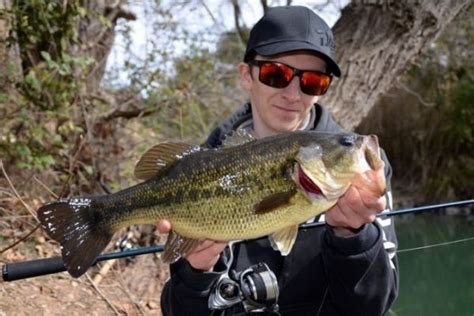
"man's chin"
271,121,301,133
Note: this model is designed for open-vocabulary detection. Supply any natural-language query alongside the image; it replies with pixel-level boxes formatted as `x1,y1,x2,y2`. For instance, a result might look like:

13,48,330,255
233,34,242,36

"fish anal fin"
269,225,299,256
135,143,201,180
253,190,296,214
162,231,202,263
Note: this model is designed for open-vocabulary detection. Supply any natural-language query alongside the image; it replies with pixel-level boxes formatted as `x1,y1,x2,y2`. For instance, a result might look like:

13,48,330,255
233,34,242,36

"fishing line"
397,236,474,253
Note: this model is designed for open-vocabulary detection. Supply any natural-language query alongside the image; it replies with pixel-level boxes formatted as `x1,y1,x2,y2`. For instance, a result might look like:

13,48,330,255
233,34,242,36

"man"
159,6,398,315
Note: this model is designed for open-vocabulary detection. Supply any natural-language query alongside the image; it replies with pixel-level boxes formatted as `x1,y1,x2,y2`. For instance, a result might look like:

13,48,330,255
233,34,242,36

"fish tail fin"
37,197,112,278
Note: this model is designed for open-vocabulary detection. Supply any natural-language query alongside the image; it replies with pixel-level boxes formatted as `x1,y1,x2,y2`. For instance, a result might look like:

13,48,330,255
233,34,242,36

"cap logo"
319,30,336,53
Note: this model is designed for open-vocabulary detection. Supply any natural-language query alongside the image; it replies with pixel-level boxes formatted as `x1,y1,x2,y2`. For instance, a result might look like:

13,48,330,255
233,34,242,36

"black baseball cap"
244,6,341,77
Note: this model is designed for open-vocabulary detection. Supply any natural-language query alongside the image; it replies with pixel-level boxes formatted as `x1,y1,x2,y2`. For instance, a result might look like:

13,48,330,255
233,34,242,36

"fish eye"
339,135,356,147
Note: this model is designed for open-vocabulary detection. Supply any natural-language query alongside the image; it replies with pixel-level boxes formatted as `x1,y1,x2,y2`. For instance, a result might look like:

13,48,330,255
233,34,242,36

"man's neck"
252,109,314,139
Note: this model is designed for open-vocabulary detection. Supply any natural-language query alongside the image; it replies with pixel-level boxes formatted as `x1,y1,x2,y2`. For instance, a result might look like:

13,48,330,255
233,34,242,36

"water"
390,213,474,316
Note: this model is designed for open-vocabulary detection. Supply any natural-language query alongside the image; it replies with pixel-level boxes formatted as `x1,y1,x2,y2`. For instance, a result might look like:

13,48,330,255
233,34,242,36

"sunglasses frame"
247,60,333,96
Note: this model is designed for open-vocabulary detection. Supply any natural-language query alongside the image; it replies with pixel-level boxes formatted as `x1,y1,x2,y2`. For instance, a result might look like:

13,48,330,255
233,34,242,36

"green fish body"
38,131,385,277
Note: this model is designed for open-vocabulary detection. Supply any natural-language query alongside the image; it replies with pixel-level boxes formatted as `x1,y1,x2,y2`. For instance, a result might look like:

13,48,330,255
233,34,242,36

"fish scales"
37,131,386,277
103,135,303,238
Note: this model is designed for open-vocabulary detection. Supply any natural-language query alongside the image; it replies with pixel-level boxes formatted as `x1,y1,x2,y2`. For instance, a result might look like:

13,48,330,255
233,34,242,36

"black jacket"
161,103,399,316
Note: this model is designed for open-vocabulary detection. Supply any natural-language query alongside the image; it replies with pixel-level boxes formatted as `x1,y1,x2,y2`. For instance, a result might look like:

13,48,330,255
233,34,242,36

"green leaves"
0,1,97,175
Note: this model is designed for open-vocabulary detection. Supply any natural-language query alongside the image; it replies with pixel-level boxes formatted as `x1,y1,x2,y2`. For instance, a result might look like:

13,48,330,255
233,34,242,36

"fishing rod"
300,198,474,229
2,199,473,282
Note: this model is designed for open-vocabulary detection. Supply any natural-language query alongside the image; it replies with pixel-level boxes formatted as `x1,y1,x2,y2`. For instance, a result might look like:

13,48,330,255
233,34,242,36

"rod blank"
2,200,472,282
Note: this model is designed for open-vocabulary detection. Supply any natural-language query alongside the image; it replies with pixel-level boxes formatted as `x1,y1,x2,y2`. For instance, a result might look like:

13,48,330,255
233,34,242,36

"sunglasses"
247,60,332,96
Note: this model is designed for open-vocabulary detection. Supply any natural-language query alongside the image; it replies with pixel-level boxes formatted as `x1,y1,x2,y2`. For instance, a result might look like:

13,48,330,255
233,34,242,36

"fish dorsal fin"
162,230,203,263
135,143,200,180
253,190,296,214
269,225,299,255
221,129,255,147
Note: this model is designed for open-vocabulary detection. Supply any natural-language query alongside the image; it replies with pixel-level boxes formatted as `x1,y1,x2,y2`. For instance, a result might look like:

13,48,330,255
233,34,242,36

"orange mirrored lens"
256,61,331,96
259,63,293,88
300,71,331,95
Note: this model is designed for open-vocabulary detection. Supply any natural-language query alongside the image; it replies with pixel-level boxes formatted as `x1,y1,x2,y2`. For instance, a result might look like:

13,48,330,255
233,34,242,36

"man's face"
239,52,328,138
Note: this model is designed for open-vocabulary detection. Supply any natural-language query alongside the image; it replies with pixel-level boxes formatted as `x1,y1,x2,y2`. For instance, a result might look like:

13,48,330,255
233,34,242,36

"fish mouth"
296,163,324,198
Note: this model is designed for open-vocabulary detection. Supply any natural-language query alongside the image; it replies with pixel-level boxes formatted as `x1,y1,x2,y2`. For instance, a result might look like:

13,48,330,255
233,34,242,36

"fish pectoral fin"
135,143,201,180
269,225,299,256
162,230,203,263
253,190,296,214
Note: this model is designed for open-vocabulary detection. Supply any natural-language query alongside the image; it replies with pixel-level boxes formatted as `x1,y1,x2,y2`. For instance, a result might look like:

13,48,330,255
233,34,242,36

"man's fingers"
155,219,227,271
192,240,227,255
357,186,387,211
336,190,367,228
186,241,228,271
157,219,172,233
194,240,219,252
352,169,386,197
326,185,385,230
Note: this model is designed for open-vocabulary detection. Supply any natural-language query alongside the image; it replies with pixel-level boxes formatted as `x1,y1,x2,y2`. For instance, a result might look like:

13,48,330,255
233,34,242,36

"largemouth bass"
37,131,385,278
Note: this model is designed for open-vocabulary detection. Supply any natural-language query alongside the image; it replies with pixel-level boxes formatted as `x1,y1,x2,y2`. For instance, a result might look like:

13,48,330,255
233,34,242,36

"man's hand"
157,220,228,271
325,168,387,237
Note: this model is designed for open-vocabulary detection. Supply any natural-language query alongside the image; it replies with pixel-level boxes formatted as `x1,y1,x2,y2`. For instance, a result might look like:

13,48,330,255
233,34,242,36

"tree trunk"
4,0,136,93
78,0,136,91
0,0,22,91
322,0,472,130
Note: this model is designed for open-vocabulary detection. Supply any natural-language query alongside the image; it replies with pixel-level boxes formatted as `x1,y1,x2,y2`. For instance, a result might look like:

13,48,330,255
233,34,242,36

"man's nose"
281,77,302,101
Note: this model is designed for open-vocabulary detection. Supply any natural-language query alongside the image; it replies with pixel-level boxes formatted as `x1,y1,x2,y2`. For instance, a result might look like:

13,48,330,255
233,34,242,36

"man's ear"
238,62,253,91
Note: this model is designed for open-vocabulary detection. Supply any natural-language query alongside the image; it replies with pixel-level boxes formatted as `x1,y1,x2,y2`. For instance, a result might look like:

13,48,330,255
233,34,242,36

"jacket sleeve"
321,150,399,316
160,258,224,316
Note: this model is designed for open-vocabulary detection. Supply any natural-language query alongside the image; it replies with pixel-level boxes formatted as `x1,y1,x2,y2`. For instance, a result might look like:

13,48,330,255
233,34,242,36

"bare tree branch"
260,0,268,13
102,108,157,122
231,0,247,45
198,0,223,31
0,225,40,254
0,160,38,222
395,79,435,107
312,0,331,12
85,273,121,316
